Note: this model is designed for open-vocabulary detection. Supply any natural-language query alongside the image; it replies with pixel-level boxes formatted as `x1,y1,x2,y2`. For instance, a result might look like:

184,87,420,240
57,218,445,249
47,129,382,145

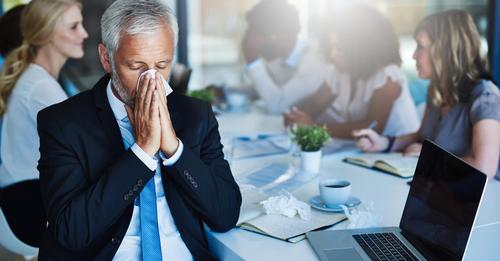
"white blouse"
0,64,68,187
317,64,420,136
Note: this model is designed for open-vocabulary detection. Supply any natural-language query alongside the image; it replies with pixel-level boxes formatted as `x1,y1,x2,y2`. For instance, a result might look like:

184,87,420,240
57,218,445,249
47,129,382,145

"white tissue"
260,190,311,220
341,201,382,229
137,69,173,96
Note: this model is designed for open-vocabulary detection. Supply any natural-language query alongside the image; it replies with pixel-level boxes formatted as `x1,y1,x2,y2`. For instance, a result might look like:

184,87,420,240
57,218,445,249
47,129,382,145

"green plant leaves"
187,89,215,103
291,125,330,152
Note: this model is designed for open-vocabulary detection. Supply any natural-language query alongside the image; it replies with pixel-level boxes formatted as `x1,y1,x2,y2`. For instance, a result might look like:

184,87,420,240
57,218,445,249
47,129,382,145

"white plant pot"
300,149,322,174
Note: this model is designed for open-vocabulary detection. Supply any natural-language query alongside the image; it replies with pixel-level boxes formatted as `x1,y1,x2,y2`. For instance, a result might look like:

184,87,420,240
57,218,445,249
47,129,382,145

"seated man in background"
242,0,328,114
37,0,241,260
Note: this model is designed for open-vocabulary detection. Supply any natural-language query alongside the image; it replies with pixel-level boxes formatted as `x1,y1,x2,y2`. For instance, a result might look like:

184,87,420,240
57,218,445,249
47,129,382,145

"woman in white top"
0,0,87,249
0,0,87,187
284,5,420,138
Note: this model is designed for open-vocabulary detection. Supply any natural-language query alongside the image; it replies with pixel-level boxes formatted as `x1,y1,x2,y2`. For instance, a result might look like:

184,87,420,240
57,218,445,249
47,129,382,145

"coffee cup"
226,92,248,108
319,179,351,208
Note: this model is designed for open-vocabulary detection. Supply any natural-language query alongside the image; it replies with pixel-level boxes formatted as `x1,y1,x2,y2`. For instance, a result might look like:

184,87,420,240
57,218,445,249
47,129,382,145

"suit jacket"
37,74,241,260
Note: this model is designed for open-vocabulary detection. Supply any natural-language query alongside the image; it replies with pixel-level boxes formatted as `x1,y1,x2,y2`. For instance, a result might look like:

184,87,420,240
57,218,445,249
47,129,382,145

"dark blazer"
37,74,241,260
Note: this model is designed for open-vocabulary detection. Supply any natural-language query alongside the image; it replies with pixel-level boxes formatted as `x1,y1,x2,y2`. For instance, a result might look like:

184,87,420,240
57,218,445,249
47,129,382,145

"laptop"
306,140,487,261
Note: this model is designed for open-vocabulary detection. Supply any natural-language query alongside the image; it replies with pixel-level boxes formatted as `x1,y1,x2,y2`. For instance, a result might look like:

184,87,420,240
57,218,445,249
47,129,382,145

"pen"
367,120,378,130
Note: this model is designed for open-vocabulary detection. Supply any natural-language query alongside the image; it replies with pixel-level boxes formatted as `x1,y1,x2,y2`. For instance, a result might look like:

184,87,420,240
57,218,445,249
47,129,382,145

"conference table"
207,106,500,260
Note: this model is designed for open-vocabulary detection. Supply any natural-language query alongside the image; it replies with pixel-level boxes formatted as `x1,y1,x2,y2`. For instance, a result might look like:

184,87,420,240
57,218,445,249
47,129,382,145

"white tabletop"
208,108,500,261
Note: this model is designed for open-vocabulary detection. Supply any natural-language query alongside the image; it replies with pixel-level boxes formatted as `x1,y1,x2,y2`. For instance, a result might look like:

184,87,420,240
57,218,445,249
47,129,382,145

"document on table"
238,163,311,195
230,135,291,160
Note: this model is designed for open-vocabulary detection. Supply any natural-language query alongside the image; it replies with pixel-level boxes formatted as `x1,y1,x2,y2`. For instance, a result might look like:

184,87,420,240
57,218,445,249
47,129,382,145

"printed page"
237,163,312,195
231,135,290,160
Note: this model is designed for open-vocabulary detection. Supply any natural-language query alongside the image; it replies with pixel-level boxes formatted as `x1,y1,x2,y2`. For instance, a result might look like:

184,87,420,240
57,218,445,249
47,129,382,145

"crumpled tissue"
137,69,173,96
260,190,311,220
341,201,382,229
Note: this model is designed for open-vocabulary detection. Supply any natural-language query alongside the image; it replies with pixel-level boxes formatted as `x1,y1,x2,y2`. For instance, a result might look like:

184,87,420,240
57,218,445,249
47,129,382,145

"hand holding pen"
352,121,390,152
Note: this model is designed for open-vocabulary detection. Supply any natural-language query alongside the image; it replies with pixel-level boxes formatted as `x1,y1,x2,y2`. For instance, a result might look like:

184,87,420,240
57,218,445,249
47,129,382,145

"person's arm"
285,80,403,138
161,102,242,232
353,94,428,153
354,122,424,154
37,109,156,252
392,106,429,154
462,119,500,178
302,79,398,139
296,82,336,118
463,85,500,178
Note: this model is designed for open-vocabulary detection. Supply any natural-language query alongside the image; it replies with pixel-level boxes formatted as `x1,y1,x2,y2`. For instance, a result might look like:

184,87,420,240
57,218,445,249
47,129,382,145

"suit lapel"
92,74,125,156
167,92,181,132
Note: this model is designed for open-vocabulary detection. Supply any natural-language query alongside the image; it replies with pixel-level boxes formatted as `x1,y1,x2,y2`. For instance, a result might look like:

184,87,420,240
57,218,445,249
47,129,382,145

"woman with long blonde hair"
0,0,87,250
354,10,500,179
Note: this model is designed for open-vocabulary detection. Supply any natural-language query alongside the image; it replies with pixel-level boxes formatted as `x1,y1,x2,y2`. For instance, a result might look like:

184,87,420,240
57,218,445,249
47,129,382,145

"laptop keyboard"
353,233,419,261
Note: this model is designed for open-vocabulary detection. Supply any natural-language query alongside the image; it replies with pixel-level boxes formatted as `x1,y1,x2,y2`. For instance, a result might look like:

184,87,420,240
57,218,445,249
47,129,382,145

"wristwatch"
383,136,396,153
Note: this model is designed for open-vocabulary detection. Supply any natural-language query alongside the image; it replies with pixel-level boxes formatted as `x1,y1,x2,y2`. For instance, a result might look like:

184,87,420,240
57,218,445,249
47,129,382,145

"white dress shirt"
246,40,329,114
317,64,420,136
0,64,67,187
106,81,193,261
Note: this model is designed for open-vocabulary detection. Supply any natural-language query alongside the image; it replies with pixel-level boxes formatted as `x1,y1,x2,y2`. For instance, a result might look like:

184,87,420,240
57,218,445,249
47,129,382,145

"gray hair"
101,0,179,62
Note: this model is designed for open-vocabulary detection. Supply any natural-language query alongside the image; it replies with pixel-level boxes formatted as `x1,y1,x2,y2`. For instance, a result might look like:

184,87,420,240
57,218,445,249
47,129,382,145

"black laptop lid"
399,140,487,261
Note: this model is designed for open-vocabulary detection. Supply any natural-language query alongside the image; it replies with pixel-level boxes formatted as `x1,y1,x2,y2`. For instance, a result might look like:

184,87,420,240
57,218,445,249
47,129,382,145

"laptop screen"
399,140,487,260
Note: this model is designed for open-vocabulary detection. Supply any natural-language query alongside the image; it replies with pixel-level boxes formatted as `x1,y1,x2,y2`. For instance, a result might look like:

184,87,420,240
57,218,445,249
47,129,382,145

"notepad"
239,210,346,243
236,165,346,243
237,187,345,243
343,153,418,178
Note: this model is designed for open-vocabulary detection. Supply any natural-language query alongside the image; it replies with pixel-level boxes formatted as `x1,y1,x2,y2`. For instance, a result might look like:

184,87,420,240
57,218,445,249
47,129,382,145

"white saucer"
308,195,361,213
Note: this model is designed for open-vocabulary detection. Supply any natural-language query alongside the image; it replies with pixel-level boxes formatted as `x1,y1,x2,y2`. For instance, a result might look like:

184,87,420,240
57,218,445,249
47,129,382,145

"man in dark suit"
36,1,241,260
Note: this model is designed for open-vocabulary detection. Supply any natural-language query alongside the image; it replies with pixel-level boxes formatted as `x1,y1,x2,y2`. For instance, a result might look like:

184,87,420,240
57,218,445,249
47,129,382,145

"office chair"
0,207,38,259
0,120,42,259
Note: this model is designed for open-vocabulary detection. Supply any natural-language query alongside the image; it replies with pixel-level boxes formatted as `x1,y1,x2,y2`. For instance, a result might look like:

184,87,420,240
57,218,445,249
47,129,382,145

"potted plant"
291,125,330,174
187,88,215,104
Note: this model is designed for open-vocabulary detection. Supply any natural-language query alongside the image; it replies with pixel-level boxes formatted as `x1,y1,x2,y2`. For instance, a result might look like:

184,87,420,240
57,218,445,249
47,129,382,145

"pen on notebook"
355,120,378,140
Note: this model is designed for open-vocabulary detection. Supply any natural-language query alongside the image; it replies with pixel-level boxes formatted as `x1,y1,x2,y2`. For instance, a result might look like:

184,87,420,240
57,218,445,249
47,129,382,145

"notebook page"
242,210,346,241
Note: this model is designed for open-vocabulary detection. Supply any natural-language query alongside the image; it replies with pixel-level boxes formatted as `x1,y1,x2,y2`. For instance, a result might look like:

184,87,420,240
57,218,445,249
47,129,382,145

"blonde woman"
354,10,500,179
0,0,87,248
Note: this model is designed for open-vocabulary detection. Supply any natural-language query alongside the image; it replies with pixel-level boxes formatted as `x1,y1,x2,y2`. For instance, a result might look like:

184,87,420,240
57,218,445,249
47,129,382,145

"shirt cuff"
246,58,264,71
159,139,184,166
130,143,157,171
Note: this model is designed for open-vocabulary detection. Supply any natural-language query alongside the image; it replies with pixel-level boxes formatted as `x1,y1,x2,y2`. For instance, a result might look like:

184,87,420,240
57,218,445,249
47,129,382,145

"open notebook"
343,153,418,178
237,189,346,243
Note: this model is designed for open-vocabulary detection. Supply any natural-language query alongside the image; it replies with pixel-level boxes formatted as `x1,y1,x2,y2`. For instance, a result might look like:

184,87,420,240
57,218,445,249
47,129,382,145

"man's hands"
155,73,179,157
125,72,178,157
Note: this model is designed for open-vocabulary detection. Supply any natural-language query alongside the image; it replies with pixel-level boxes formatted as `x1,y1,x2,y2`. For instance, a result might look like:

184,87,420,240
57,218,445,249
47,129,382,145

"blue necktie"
120,117,163,260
